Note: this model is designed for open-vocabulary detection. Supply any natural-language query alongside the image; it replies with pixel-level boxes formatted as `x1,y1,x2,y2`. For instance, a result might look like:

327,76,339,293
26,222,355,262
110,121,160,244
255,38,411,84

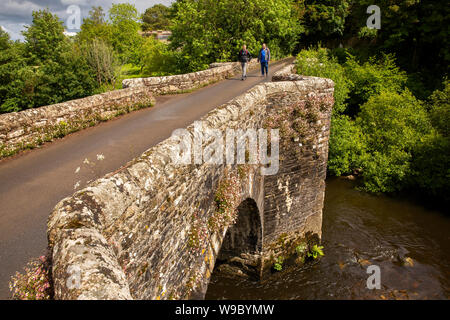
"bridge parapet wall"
47,75,334,300
0,87,155,158
122,60,259,93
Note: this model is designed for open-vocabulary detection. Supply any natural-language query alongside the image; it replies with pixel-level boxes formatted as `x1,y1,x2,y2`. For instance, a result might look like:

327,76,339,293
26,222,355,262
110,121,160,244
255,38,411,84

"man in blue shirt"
258,43,271,77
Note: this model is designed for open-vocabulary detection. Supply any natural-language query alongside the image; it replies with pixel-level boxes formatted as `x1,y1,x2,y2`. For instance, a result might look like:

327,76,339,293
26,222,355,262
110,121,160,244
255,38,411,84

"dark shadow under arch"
212,198,263,280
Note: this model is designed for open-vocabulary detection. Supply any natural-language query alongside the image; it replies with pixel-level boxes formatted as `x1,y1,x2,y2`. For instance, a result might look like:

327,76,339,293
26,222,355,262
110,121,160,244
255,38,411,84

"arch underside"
212,198,263,280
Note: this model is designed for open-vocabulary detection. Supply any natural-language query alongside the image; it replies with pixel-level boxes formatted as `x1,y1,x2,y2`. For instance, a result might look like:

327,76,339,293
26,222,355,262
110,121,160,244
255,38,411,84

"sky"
0,0,174,41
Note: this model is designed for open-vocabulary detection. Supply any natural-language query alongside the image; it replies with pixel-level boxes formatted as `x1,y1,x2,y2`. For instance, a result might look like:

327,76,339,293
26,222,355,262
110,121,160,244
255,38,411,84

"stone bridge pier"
47,66,334,300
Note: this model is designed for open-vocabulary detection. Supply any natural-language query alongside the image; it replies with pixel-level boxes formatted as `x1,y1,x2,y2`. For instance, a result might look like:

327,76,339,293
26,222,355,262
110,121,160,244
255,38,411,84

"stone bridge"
47,64,334,300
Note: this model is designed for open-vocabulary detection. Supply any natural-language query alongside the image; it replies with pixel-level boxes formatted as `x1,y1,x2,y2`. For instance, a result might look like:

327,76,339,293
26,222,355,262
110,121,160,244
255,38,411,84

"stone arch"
212,198,263,280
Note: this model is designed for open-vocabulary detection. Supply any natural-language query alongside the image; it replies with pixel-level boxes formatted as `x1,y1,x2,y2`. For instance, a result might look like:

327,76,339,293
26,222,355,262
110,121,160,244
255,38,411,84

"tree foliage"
22,10,68,64
295,0,351,42
77,6,112,45
142,4,171,31
109,3,143,65
296,47,350,114
344,53,407,115
140,37,183,76
0,9,97,113
356,90,432,193
328,114,366,176
348,0,450,74
298,47,448,202
169,0,301,72
82,38,117,88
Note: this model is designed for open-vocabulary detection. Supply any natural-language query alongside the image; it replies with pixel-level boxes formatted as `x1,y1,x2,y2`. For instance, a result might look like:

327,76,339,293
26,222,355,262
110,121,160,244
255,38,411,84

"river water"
205,177,450,300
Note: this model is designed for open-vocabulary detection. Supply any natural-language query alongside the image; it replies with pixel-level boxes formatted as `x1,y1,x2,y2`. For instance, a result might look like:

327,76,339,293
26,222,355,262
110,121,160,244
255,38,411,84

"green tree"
328,114,367,176
109,3,143,65
22,10,67,64
356,89,432,193
1,9,97,112
82,38,117,88
346,0,449,77
77,6,113,45
142,4,171,31
428,80,450,138
409,81,450,202
140,37,181,76
296,47,351,115
344,53,407,116
0,27,10,50
295,0,351,47
0,29,33,113
170,0,301,72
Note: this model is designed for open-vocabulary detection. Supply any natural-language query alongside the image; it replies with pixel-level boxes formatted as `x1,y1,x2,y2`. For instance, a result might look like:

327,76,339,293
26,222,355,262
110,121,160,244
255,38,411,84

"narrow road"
0,59,291,298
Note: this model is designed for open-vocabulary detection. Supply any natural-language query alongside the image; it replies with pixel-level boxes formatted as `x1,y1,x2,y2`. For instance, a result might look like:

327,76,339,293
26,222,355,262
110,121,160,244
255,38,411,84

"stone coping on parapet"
121,60,260,92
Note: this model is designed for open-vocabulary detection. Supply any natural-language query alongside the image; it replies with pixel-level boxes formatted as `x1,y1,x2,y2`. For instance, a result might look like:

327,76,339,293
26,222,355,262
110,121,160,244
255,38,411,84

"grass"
95,64,149,92
115,64,147,89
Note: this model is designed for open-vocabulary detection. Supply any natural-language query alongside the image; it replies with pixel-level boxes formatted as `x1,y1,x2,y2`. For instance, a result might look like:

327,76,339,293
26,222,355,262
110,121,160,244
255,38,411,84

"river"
205,177,450,300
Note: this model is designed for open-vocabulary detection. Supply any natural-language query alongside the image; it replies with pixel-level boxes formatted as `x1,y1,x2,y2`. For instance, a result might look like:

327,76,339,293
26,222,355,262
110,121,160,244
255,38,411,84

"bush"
82,38,117,87
409,81,450,202
356,89,432,193
296,47,351,115
429,79,450,137
410,133,450,202
328,114,367,176
140,37,184,76
344,54,407,115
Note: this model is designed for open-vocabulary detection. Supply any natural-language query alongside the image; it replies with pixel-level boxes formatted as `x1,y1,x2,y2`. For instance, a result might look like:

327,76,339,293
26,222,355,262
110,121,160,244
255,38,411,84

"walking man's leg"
241,62,246,80
261,63,265,77
264,62,269,77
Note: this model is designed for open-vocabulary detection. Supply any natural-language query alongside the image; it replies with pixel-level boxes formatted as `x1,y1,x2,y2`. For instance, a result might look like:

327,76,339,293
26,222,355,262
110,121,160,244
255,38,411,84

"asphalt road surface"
0,59,293,299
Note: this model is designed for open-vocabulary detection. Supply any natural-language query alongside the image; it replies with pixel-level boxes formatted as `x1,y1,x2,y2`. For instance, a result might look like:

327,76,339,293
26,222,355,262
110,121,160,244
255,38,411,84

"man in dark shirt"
238,44,252,80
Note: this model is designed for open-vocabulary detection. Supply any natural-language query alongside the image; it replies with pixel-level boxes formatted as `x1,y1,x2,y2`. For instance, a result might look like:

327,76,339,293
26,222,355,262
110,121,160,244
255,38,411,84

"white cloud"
0,0,174,41
0,22,28,40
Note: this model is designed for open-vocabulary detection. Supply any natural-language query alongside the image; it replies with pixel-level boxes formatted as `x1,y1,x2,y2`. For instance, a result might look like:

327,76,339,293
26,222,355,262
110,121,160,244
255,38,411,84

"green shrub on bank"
428,80,450,138
297,47,448,202
344,54,407,115
356,90,432,193
328,114,367,176
409,82,450,202
140,37,186,76
410,133,450,202
296,47,350,115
